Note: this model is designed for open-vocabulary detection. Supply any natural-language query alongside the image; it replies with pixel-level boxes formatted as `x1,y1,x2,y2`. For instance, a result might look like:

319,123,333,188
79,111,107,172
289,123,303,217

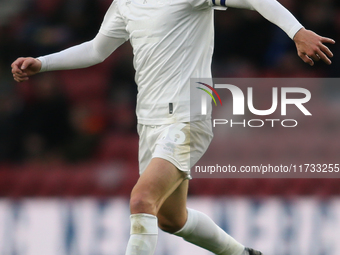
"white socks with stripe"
174,208,245,255
125,214,158,255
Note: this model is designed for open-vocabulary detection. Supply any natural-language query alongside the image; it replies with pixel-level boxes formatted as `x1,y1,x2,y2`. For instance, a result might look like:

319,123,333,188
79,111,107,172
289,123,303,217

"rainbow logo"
196,82,223,106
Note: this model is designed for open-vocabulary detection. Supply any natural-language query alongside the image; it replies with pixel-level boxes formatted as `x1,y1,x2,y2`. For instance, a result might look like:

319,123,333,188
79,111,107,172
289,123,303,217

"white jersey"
99,0,225,125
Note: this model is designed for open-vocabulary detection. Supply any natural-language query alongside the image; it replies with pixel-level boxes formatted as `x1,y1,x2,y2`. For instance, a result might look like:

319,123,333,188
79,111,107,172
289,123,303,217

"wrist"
36,57,46,72
293,27,306,42
36,58,42,72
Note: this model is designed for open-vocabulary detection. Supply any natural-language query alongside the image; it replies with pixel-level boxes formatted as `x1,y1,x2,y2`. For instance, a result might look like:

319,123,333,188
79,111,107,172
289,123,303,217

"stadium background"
0,0,339,254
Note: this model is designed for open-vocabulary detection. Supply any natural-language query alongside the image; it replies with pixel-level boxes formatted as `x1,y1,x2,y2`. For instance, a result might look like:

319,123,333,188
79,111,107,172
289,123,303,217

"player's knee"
158,214,185,234
130,194,156,214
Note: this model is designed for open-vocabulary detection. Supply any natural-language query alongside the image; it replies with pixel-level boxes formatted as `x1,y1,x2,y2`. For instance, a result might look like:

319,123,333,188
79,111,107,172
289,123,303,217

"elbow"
90,42,109,64
91,51,109,65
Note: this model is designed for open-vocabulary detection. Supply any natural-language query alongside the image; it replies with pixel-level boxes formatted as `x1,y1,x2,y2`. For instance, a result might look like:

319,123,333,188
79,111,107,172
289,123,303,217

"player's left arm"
218,0,335,66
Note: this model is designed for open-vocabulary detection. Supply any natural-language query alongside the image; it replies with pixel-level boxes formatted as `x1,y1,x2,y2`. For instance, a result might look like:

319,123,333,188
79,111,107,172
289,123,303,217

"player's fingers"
319,44,333,58
21,58,35,70
13,68,27,76
15,73,28,78
17,76,29,82
13,74,28,82
309,53,320,62
11,58,25,70
320,37,335,45
298,52,314,66
11,58,24,67
14,76,22,83
11,65,23,74
11,61,24,74
316,49,332,65
13,74,19,82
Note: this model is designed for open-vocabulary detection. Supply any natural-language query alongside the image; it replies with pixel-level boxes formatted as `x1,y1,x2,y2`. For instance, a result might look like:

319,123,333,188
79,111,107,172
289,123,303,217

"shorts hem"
151,154,192,180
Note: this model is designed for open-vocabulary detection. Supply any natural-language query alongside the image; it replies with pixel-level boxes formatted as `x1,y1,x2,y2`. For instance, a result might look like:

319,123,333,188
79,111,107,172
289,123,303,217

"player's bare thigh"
129,157,187,216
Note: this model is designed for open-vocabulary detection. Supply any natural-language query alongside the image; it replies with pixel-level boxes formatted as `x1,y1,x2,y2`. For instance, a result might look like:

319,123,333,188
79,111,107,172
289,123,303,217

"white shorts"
137,120,213,179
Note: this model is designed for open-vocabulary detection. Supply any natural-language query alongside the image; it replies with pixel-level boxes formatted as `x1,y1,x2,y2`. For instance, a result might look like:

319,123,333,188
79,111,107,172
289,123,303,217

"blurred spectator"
63,104,103,163
8,73,71,163
0,93,22,162
108,50,137,133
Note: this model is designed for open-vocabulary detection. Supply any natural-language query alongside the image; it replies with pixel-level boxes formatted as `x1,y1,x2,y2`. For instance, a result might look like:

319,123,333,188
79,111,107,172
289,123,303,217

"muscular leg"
125,157,186,255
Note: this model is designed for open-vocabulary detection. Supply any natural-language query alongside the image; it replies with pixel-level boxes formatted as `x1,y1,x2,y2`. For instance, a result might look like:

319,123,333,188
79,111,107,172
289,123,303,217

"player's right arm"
11,33,125,82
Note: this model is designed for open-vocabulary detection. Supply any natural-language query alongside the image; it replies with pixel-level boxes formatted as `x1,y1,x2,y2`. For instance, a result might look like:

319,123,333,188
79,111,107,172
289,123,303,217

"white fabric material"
37,33,125,72
100,0,216,125
174,208,245,255
129,214,158,235
224,0,303,39
126,214,158,255
137,120,213,177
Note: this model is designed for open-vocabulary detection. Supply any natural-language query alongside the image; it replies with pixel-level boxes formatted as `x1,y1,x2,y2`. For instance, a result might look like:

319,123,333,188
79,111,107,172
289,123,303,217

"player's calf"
157,213,186,233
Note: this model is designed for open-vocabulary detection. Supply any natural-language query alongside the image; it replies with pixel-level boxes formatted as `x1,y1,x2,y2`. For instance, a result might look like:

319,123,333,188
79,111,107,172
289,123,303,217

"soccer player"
12,0,334,254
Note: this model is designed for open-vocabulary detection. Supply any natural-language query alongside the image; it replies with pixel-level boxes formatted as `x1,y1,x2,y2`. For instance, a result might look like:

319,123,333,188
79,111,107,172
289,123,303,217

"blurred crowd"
0,0,339,165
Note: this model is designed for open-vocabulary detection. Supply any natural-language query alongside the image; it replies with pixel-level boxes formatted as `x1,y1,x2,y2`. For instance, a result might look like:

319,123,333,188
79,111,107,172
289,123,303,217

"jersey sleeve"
99,1,129,40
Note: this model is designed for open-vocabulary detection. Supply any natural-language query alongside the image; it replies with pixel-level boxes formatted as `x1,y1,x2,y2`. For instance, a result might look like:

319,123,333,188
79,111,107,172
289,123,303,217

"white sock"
125,214,158,255
174,208,245,255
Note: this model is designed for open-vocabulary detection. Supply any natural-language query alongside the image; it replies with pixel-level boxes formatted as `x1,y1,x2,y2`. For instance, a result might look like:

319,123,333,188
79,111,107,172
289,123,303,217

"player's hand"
11,57,42,82
293,28,335,66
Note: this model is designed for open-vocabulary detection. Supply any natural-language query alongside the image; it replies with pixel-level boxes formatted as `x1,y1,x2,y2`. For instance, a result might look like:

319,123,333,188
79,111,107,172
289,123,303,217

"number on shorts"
167,123,186,144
